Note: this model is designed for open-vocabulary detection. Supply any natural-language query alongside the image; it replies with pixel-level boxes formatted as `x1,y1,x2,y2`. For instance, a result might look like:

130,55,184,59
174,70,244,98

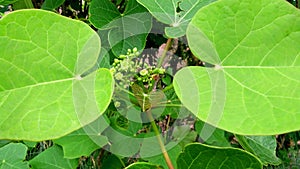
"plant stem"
156,38,173,68
146,110,174,169
164,115,171,143
145,37,174,169
149,38,175,168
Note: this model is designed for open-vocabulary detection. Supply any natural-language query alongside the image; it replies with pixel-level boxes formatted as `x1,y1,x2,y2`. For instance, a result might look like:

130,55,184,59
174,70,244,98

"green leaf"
172,125,198,148
128,120,143,134
235,135,281,165
89,0,120,29
97,48,111,69
177,143,262,169
89,0,152,56
0,143,29,169
22,141,37,148
174,0,300,135
125,162,163,169
137,0,216,38
101,154,125,169
105,127,142,157
41,0,65,10
54,115,110,158
131,83,151,112
0,140,11,148
195,120,231,147
0,9,114,141
29,145,78,169
0,0,19,5
12,0,33,9
161,86,182,118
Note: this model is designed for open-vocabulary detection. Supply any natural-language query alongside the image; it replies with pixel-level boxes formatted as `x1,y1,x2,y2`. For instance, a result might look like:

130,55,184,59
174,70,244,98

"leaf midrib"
0,77,77,92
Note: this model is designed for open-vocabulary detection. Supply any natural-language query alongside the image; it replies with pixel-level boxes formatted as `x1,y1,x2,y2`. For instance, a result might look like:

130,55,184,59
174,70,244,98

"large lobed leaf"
0,143,29,169
235,135,281,165
0,9,114,141
89,0,152,56
137,0,216,38
174,0,300,135
29,145,78,169
54,115,110,159
177,143,262,169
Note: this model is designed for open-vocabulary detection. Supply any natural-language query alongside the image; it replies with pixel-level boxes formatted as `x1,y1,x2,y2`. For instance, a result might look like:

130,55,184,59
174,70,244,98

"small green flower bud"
140,69,148,76
120,60,130,70
114,101,121,107
115,72,123,80
119,54,126,59
110,67,116,74
114,58,119,63
133,47,138,53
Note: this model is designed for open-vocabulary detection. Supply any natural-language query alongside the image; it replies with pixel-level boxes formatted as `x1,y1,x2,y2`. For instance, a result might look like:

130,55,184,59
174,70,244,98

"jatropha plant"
0,0,299,168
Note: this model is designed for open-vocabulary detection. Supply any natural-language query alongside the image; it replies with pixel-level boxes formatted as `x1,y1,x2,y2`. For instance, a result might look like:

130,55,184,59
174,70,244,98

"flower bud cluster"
110,47,166,89
135,66,165,87
110,48,142,88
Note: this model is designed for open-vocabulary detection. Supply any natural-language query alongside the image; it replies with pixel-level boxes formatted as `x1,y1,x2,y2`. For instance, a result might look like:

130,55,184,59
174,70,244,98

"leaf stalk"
156,38,173,68
146,110,175,169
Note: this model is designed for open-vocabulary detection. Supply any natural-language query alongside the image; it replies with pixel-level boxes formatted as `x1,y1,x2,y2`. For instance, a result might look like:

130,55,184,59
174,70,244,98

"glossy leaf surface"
177,143,262,169
174,0,300,135
89,0,151,56
29,145,77,169
54,115,110,158
137,0,216,37
0,9,114,141
0,143,29,169
235,135,281,165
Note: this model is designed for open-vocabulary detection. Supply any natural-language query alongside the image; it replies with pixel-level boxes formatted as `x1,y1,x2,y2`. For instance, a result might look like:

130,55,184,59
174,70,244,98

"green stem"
152,39,176,167
115,84,135,97
164,115,171,143
156,38,173,68
146,110,174,169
